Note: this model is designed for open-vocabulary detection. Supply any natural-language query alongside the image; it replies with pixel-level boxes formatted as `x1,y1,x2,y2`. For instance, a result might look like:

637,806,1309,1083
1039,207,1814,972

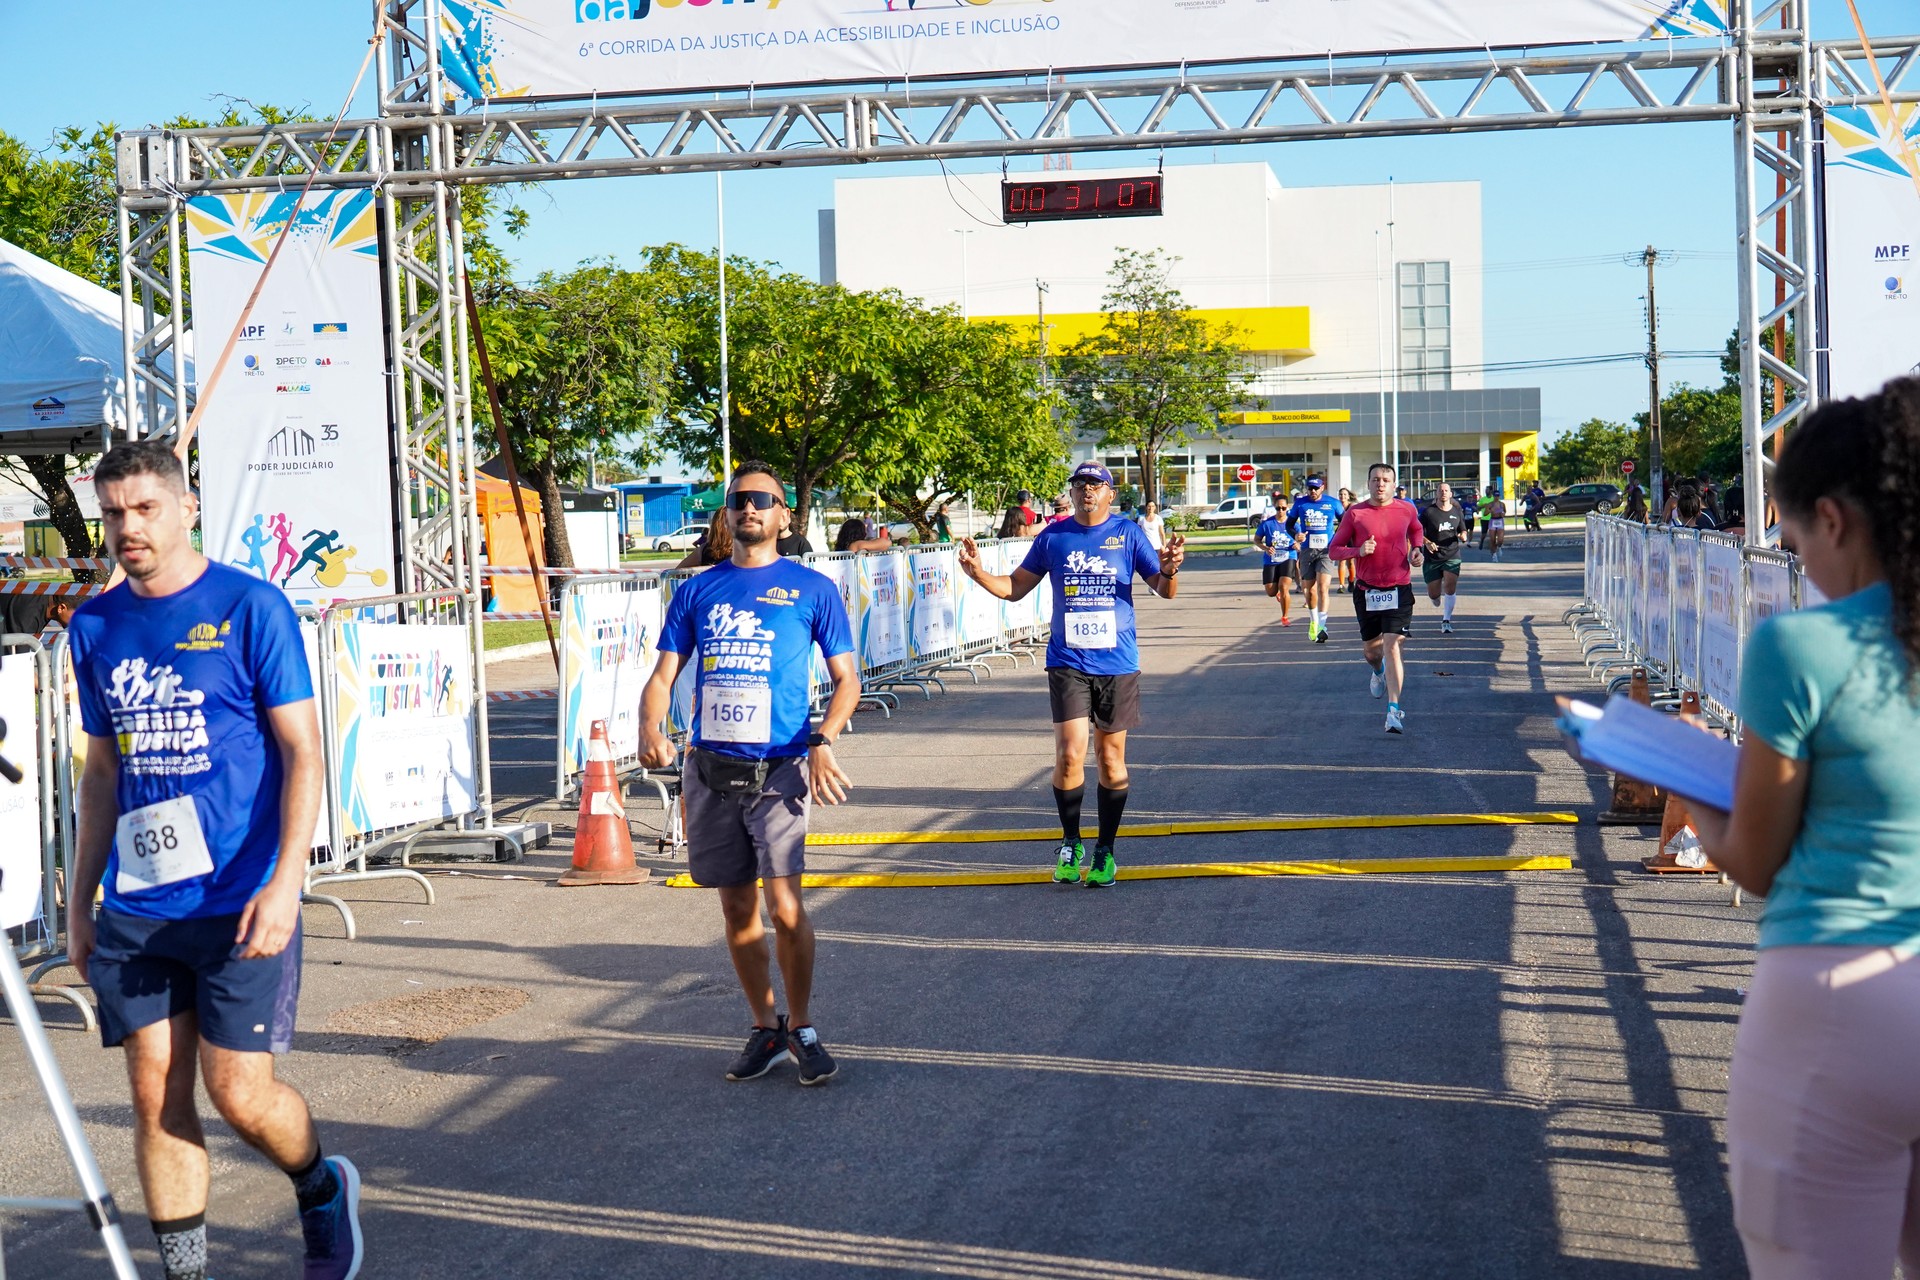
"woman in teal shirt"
1689,377,1920,1279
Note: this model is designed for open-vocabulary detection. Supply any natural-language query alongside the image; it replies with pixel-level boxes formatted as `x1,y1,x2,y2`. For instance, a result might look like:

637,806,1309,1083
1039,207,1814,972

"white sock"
1442,595,1455,620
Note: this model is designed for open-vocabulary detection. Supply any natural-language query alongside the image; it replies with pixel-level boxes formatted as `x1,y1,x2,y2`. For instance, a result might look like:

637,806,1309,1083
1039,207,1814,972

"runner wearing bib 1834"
958,461,1184,889
64,441,363,1280
1285,477,1344,643
1329,461,1425,734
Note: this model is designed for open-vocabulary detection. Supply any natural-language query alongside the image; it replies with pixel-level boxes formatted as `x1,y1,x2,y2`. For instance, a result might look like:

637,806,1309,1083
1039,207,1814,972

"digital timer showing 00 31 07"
999,176,1164,224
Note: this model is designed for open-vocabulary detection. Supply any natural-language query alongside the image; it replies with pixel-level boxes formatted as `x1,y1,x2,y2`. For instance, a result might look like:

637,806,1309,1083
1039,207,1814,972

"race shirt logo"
1063,550,1120,577
175,620,232,652
701,603,776,675
106,657,211,777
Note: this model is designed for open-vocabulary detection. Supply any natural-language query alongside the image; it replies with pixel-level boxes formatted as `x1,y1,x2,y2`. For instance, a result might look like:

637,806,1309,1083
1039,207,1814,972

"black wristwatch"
808,731,833,748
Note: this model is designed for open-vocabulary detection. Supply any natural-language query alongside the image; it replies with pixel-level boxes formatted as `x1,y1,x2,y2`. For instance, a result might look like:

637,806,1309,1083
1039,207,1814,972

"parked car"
1537,483,1620,517
1196,496,1269,531
650,522,708,553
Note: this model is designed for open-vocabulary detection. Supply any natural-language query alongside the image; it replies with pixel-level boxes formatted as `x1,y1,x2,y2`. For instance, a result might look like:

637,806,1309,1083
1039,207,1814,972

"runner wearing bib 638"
639,460,861,1087
63,441,362,1280
957,461,1184,888
1330,461,1426,734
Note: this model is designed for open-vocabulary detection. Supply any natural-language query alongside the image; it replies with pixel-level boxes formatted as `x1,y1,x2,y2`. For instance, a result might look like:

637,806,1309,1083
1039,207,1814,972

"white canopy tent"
0,237,190,454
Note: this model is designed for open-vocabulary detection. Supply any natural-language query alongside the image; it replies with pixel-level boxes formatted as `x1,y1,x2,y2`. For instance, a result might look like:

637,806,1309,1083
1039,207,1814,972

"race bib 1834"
1064,610,1118,649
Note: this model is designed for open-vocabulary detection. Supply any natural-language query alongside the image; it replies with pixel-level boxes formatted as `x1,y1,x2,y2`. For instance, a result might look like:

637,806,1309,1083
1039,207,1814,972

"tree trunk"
22,454,99,583
790,466,813,543
1136,445,1159,508
528,461,574,569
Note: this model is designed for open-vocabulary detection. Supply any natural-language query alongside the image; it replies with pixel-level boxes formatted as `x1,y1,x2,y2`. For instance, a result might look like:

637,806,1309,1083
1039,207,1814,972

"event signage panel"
184,192,399,609
561,584,664,773
1001,176,1162,225
331,622,479,837
1821,105,1920,398
0,658,41,930
440,0,1729,100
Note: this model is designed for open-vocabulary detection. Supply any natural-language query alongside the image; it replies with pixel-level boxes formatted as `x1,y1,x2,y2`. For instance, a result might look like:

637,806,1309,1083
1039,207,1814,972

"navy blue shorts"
88,910,302,1054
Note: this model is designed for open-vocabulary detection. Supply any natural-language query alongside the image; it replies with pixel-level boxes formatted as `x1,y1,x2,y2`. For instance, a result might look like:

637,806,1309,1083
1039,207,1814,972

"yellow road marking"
661,854,1572,889
802,811,1579,847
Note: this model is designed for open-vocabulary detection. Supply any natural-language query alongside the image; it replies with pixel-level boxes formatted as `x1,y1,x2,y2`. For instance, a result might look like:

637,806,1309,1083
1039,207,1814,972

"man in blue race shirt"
640,460,860,1087
1286,476,1345,643
64,442,361,1280
1254,489,1297,627
957,461,1185,889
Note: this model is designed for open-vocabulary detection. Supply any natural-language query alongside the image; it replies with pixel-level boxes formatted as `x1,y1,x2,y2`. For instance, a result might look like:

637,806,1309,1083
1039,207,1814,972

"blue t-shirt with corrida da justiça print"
1019,514,1163,676
660,557,855,762
69,563,316,921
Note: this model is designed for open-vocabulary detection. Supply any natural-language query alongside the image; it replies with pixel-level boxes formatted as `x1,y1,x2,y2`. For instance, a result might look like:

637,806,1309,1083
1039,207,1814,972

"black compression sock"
289,1148,339,1214
153,1212,207,1280
1052,785,1084,845
1095,784,1130,848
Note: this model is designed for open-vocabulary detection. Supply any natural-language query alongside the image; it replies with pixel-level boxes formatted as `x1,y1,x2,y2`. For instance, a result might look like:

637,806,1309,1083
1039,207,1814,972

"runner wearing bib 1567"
640,461,860,1087
1329,461,1425,734
1285,477,1344,643
64,441,362,1280
1254,492,1297,627
958,461,1184,889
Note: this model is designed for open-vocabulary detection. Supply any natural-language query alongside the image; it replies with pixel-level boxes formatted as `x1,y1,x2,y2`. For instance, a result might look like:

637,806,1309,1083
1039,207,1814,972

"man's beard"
733,521,774,547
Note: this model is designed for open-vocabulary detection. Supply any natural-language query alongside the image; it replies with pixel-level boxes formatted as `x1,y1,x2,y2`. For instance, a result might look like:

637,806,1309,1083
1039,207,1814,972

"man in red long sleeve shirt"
1329,462,1425,734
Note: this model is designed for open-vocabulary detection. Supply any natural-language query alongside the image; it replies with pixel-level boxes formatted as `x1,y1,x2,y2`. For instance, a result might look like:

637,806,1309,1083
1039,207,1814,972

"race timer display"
1000,176,1164,224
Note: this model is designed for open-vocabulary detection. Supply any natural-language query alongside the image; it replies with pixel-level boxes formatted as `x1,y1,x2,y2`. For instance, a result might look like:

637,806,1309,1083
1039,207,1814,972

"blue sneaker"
299,1155,364,1280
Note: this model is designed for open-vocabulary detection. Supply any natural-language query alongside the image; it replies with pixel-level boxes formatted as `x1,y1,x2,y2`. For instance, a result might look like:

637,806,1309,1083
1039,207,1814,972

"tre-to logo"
1873,245,1911,260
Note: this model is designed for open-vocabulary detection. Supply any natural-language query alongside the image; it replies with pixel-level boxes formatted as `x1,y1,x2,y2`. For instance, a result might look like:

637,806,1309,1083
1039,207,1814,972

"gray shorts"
1300,549,1336,579
683,752,810,887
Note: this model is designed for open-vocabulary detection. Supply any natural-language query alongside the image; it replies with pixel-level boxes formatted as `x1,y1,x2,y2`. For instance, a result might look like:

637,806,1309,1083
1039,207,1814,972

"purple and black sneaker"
299,1155,363,1280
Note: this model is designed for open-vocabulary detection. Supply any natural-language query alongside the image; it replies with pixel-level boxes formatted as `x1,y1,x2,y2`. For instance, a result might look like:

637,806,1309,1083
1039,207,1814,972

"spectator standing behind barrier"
1138,501,1166,552
62,441,362,1280
676,509,734,571
638,461,860,1086
1623,480,1649,523
833,518,891,554
0,593,76,636
933,504,952,542
1720,481,1748,538
1669,485,1717,531
999,489,1039,538
1681,378,1920,1279
1047,495,1073,525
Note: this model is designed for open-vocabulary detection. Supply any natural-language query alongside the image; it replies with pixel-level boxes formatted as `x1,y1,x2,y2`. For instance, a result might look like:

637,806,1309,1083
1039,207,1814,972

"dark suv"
1538,483,1620,517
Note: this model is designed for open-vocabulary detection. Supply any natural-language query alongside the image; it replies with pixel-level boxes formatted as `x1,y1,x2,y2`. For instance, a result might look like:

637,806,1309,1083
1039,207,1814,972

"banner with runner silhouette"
184,191,399,607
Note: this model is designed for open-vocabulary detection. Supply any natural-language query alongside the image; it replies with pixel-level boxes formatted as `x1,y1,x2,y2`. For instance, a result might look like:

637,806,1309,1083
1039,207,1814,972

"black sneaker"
1314,628,1329,644
789,1024,838,1086
725,1016,793,1081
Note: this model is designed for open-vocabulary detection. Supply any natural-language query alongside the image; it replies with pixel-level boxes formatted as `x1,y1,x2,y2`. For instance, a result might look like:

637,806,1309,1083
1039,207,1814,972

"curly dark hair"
1773,376,1920,672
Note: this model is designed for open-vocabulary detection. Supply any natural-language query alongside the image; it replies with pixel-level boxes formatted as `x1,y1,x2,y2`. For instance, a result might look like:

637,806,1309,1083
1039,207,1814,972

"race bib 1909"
114,795,214,895
701,683,773,744
1364,589,1401,613
1064,610,1117,649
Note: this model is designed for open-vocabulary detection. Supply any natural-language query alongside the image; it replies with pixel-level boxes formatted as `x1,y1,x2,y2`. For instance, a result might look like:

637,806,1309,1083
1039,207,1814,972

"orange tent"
475,473,546,614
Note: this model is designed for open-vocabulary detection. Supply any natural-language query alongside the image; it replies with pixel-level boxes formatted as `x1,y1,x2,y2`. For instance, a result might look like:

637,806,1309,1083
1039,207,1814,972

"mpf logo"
238,324,265,341
1874,244,1911,260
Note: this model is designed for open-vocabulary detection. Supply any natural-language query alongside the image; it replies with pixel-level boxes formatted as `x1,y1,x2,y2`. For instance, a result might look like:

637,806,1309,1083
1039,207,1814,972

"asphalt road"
2,541,1759,1278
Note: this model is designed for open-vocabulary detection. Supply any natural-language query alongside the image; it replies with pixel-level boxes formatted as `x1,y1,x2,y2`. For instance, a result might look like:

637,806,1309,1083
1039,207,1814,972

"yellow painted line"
802,811,1580,848
661,854,1572,889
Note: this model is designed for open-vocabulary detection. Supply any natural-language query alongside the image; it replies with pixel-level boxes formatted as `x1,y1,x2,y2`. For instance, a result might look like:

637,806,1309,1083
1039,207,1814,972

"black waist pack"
694,748,775,797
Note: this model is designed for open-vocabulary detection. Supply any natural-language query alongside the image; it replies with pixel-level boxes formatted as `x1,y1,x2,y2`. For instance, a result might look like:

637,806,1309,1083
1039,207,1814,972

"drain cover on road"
322,985,529,1050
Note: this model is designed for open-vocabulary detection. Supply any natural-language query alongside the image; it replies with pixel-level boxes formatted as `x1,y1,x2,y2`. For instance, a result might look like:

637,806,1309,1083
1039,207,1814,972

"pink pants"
1727,945,1920,1279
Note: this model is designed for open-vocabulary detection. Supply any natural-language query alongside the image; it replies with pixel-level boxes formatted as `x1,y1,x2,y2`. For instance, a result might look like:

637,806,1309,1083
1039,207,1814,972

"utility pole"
1642,245,1663,511
717,171,732,484
1035,279,1049,389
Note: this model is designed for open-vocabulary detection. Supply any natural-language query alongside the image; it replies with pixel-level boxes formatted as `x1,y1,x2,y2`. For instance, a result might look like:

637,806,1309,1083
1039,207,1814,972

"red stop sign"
1504,450,1525,469
1236,463,1256,483
1622,459,1637,474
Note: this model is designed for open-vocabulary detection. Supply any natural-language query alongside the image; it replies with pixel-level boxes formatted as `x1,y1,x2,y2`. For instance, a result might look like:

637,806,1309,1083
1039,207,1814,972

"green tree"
470,262,671,567
1540,417,1645,488
835,314,1067,540
1056,249,1251,507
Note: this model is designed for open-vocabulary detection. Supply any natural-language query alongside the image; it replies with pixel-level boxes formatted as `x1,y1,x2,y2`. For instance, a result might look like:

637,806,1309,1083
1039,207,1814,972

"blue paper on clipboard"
1558,695,1738,812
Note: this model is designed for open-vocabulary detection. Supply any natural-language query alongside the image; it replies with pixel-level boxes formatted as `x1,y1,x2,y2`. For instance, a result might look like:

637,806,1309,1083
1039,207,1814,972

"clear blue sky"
3,1,1911,443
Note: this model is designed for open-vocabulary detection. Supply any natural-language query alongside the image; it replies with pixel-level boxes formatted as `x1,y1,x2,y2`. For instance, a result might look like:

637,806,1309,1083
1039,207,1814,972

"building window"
1102,454,1192,506
1398,261,1451,391
1394,447,1481,497
1200,452,1317,505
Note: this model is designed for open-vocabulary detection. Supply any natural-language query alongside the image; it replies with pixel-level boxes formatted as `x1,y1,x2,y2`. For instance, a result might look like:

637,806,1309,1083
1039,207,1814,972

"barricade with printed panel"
858,550,909,674
1644,527,1672,677
0,641,51,940
1746,552,1794,631
1699,535,1743,717
1672,530,1701,690
1625,521,1649,659
556,576,663,799
330,620,478,835
907,547,960,662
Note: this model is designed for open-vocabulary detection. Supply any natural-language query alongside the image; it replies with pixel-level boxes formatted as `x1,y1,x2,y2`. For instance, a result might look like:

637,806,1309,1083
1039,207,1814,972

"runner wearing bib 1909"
1254,498,1297,627
63,441,363,1280
1286,477,1344,643
640,461,860,1088
1329,461,1425,735
957,461,1184,889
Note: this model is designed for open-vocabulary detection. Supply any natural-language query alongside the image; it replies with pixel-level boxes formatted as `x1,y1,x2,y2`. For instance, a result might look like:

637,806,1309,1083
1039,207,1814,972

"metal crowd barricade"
552,573,672,815
4,634,93,1029
308,590,527,939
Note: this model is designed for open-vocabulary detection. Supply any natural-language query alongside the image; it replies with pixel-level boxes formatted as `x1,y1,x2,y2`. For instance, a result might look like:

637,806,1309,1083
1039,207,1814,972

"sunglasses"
726,491,785,511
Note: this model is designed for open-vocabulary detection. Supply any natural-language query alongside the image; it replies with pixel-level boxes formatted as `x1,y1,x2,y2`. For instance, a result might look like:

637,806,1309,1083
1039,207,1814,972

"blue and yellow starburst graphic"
184,191,379,265
1827,103,1920,181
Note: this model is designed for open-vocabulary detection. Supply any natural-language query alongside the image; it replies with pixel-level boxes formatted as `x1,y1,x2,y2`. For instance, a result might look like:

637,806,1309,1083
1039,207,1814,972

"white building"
823,162,1541,506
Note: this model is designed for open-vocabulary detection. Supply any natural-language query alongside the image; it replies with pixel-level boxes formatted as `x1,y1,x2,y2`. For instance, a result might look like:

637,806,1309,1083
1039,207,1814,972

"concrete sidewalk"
2,543,1757,1278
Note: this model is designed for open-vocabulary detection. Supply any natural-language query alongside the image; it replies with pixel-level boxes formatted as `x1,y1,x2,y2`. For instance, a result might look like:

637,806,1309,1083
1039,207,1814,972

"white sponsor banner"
184,192,398,608
1644,528,1670,671
908,547,958,658
440,0,1722,101
859,550,908,669
333,622,478,836
1747,556,1792,629
957,548,1001,646
1823,107,1920,398
808,554,858,697
1701,538,1741,715
1672,531,1699,686
562,583,664,774
0,657,41,930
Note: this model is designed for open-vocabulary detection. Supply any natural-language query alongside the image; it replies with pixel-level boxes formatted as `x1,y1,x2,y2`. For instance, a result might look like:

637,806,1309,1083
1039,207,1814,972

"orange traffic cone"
1644,691,1717,872
558,720,649,887
1598,667,1668,825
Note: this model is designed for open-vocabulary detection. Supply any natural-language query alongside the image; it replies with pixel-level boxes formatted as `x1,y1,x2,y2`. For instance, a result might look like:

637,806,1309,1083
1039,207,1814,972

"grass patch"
483,620,555,651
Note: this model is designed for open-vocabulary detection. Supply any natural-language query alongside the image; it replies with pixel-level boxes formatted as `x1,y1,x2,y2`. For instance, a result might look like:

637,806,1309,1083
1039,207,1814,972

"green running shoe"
1085,845,1118,888
1052,841,1085,884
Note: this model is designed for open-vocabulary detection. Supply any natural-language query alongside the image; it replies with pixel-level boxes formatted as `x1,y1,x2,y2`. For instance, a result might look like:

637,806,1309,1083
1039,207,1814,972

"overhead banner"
1822,105,1920,399
441,0,1727,101
184,191,398,609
